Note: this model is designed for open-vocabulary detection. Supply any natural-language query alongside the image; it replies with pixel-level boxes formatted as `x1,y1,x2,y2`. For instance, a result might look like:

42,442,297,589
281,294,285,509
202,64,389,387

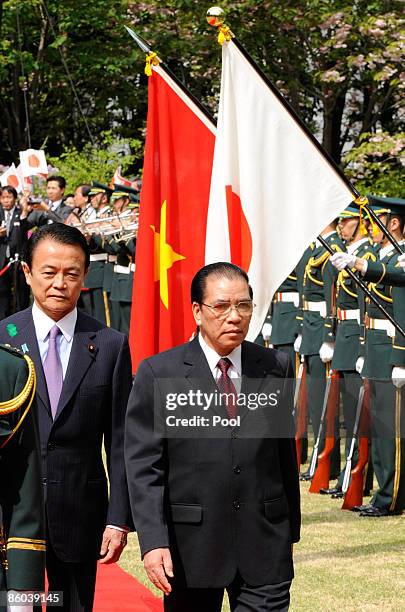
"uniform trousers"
164,575,292,612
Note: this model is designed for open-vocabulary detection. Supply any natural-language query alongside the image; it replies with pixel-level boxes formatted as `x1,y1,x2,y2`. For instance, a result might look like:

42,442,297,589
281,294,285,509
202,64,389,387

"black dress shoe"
352,503,372,513
331,491,344,499
319,485,342,495
360,506,389,517
299,472,312,481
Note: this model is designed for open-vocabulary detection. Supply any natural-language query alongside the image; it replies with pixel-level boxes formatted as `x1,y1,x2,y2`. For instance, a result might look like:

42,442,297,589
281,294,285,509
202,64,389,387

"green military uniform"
299,230,344,479
81,182,113,326
362,260,405,287
109,236,136,335
327,206,377,494
269,270,300,370
360,197,405,513
107,186,138,334
0,345,45,608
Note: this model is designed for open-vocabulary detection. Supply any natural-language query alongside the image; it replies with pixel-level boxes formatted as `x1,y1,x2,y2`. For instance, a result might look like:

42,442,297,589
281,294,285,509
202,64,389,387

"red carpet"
94,563,163,611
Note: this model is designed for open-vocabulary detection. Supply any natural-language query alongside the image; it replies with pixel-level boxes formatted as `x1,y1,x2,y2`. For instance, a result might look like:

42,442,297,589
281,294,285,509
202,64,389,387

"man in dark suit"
0,224,133,611
125,262,300,611
0,186,30,319
19,176,72,228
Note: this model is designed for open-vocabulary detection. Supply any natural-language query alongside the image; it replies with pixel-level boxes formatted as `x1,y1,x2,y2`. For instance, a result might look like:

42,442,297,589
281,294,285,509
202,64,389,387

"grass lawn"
119,479,405,611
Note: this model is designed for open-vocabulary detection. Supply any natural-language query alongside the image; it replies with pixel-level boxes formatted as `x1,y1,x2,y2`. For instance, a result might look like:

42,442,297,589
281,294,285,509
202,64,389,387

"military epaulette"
0,343,24,358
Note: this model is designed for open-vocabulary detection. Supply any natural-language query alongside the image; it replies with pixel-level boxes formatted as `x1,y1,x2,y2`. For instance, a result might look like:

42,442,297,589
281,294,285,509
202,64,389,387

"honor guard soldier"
319,204,377,497
332,196,405,515
107,186,138,334
266,269,300,368
81,182,113,325
0,344,45,611
297,220,344,480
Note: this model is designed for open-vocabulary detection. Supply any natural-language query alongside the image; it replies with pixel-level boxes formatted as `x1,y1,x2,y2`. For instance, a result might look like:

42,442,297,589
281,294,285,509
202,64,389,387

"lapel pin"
6,323,17,338
87,344,96,353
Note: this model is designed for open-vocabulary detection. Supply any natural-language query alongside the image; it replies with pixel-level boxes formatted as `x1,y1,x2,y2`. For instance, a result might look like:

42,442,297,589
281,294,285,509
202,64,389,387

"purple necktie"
217,358,237,419
43,325,63,419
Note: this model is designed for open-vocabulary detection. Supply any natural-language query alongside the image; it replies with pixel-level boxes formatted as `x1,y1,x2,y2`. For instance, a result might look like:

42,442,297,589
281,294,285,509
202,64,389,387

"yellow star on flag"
150,200,186,309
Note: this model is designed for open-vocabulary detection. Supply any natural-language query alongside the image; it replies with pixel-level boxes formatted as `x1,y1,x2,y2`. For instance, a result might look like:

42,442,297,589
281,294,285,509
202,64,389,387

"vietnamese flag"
129,65,216,371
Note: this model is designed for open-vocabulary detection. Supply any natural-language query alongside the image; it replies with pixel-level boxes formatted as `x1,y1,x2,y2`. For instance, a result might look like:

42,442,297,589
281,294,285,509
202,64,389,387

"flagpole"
206,8,403,255
125,26,216,128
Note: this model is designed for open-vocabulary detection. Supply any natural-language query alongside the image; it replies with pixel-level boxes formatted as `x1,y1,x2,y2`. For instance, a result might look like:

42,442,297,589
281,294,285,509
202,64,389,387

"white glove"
398,253,405,272
319,341,335,363
356,356,364,374
294,334,302,353
392,366,405,389
261,322,272,341
330,251,356,271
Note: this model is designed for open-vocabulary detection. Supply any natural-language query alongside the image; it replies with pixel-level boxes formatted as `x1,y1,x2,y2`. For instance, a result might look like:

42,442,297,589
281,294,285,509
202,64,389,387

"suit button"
47,442,55,451
233,501,241,510
233,465,241,474
42,478,47,485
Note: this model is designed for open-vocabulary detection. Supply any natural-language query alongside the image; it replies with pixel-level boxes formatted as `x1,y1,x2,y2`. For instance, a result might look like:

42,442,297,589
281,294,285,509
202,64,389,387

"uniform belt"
274,292,299,306
107,255,117,263
366,317,395,336
337,308,360,322
90,253,107,262
303,300,326,317
114,263,135,274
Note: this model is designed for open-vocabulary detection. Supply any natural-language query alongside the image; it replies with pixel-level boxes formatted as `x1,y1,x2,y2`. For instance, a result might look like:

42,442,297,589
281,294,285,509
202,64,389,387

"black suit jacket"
125,338,300,588
0,207,28,269
0,307,133,563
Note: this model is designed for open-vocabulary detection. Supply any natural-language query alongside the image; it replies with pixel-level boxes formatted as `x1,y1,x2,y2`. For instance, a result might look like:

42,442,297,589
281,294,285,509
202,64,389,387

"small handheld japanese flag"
19,149,48,177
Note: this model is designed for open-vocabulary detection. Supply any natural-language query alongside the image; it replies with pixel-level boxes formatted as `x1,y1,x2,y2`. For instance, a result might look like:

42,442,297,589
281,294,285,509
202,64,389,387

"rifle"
342,379,370,510
309,369,341,492
309,365,332,478
341,383,365,494
294,359,307,469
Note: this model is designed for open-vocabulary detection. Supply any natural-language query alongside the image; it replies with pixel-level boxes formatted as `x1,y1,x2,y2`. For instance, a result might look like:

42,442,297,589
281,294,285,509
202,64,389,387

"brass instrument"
70,208,139,241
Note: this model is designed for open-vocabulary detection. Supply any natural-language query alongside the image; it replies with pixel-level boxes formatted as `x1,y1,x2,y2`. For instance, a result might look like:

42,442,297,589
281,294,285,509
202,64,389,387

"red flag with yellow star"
129,65,216,371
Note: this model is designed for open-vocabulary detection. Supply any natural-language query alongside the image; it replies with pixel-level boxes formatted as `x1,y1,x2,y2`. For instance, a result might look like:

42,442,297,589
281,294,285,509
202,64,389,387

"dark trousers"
46,538,97,611
164,575,291,612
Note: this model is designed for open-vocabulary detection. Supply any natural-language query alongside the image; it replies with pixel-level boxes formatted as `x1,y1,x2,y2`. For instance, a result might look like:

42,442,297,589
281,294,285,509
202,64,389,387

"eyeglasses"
201,300,255,319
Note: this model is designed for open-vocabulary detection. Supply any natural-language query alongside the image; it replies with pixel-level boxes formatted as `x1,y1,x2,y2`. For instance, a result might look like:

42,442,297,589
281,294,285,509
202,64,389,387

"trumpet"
70,209,138,240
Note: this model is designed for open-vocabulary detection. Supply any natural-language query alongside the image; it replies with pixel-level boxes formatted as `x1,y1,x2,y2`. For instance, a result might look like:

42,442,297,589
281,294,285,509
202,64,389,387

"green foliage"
344,131,405,198
0,0,403,199
47,132,143,193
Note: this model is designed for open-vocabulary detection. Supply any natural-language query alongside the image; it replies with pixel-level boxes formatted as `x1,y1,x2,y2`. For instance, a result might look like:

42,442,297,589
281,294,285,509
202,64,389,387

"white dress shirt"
198,333,242,393
32,302,76,378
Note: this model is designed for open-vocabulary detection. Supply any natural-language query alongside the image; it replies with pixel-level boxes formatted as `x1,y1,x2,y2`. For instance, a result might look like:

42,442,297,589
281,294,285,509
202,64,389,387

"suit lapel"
54,316,98,421
238,341,269,423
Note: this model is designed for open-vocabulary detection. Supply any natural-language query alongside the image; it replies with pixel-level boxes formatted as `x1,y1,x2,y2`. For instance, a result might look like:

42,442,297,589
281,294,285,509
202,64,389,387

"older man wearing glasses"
125,262,300,612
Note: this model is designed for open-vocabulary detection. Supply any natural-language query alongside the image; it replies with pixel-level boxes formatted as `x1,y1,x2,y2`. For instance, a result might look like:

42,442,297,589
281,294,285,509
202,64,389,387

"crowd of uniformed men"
1,177,405,608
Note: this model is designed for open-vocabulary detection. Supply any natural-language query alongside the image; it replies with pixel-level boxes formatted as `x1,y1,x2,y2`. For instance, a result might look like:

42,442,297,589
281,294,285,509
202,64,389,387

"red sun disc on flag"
225,185,253,272
28,154,40,167
8,174,19,188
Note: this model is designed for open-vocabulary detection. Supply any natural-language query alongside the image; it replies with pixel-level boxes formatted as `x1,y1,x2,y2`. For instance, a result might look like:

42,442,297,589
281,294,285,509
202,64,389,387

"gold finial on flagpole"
206,7,234,45
145,51,160,77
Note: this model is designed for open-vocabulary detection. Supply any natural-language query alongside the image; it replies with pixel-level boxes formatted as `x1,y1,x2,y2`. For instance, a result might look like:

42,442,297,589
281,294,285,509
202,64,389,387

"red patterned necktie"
217,358,237,419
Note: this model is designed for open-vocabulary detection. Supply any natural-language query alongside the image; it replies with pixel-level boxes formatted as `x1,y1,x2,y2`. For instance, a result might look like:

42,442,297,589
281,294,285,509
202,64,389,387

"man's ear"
21,262,32,286
192,302,202,327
